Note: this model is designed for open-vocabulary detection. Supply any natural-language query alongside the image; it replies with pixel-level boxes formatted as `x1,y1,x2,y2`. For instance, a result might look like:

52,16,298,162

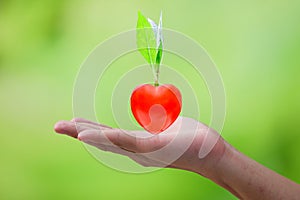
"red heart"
130,84,182,134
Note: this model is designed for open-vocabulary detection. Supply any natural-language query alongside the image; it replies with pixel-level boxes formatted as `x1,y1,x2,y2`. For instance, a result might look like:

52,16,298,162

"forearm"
213,142,300,199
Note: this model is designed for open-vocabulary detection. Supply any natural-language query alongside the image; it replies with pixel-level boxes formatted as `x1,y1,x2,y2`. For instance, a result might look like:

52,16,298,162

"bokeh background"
1,0,300,199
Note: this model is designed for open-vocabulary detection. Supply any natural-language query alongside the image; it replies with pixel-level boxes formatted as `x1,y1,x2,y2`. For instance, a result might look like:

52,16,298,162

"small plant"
130,11,182,134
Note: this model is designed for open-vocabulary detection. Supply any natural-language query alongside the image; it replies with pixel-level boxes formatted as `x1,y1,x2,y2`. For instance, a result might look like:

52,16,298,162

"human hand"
54,116,226,178
54,116,300,199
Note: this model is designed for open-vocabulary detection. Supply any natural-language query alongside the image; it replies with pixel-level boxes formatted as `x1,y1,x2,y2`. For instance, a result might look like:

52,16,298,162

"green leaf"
136,11,157,65
156,40,163,64
155,11,163,65
147,18,158,38
157,11,163,48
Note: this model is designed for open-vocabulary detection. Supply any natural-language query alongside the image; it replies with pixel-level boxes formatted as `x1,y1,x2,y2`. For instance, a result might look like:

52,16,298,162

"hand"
54,117,300,199
54,116,226,178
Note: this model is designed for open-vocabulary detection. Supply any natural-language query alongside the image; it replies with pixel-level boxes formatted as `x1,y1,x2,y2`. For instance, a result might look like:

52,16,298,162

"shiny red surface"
130,84,182,134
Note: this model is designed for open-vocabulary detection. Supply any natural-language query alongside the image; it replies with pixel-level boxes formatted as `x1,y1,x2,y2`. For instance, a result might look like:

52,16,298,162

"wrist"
206,141,242,197
191,137,242,197
192,134,229,181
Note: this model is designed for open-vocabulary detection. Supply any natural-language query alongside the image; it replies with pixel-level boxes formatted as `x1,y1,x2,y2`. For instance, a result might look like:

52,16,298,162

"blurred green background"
1,0,300,199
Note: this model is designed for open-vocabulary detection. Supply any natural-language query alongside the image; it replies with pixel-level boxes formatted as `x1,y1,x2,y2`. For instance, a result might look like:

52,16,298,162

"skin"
54,117,300,199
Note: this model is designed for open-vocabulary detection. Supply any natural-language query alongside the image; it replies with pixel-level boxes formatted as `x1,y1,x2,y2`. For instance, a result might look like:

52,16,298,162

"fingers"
104,129,173,153
54,120,78,138
54,118,171,168
78,130,136,157
55,117,114,135
54,117,190,169
71,118,112,129
54,118,112,138
54,118,173,154
102,129,138,152
71,118,114,134
78,129,112,146
78,130,168,167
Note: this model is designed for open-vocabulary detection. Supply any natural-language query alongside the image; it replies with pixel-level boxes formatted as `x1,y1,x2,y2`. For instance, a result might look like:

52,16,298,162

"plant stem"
154,64,160,86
